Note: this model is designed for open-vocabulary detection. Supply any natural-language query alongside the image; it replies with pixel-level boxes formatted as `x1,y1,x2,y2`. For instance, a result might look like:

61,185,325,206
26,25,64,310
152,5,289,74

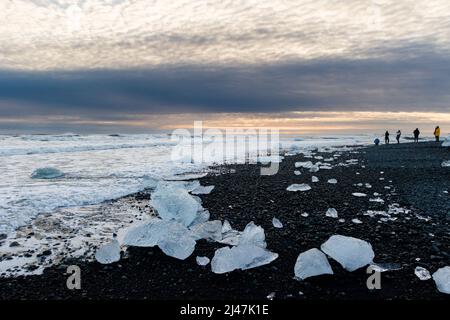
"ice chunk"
239,222,267,248
287,184,311,192
327,179,338,184
294,170,302,175
157,224,197,260
295,161,313,169
211,245,278,274
95,239,120,264
123,219,164,247
190,220,223,241
294,248,333,280
352,192,367,197
326,208,338,218
272,217,283,228
301,213,309,217
151,182,200,227
352,218,362,224
442,160,450,168
196,256,210,266
191,185,215,195
123,219,196,260
219,220,241,246
432,266,450,294
309,165,320,173
31,167,65,179
222,220,232,233
321,235,374,271
312,176,319,183
415,266,431,280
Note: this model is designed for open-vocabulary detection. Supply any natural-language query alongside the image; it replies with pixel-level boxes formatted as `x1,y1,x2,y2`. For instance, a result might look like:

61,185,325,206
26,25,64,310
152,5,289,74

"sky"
1,0,450,134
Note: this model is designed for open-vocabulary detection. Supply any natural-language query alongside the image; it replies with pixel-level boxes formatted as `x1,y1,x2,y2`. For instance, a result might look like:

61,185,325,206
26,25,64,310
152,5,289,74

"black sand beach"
1,142,449,300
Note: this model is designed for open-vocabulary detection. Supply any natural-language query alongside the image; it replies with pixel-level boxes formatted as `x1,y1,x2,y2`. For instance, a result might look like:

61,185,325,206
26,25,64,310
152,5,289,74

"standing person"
413,128,420,142
396,130,401,144
385,131,390,144
434,126,441,142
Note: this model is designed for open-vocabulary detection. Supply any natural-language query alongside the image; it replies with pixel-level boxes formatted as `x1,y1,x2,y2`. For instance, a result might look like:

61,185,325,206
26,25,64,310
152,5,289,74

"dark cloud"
0,52,450,123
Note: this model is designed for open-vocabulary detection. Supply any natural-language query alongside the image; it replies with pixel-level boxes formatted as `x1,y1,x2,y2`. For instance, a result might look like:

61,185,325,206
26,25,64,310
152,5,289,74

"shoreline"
1,141,449,300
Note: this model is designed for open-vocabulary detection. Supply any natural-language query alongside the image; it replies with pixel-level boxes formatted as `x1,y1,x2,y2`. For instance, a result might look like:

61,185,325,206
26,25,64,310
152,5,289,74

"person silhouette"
413,128,420,143
385,131,390,144
396,130,401,144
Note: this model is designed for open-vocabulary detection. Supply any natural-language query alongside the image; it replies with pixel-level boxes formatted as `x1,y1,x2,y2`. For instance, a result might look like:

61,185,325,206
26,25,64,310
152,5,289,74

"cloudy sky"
1,0,450,134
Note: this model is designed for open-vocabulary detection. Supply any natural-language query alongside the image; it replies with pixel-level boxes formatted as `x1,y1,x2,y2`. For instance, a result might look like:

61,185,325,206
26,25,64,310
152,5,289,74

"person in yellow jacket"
434,126,441,142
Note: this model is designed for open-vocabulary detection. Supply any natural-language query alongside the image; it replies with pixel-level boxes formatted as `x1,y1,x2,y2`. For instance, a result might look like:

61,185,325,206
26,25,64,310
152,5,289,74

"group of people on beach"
374,126,441,145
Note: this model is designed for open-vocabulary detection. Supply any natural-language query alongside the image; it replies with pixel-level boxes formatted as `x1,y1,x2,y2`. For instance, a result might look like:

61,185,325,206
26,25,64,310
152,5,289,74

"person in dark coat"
396,130,401,144
385,131,390,144
413,128,420,143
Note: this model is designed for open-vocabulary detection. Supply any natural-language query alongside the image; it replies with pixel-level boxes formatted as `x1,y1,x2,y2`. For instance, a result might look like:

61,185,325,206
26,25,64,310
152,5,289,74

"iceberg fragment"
312,176,319,183
442,160,450,168
123,219,196,260
151,182,200,227
95,239,120,264
239,222,267,248
325,208,338,218
352,192,367,197
432,266,450,294
294,248,333,280
295,161,313,169
415,266,431,280
196,256,210,266
272,217,283,228
287,184,311,192
321,235,374,271
211,245,278,274
327,179,338,184
190,220,223,241
31,167,65,179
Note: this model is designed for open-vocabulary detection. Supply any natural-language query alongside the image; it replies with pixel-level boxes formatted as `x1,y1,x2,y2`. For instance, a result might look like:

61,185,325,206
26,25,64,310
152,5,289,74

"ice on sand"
432,266,450,294
294,170,301,175
326,208,338,218
442,160,450,168
219,220,241,246
211,245,278,274
287,184,311,192
95,239,120,264
312,176,319,183
196,256,210,266
321,235,374,271
352,192,367,197
351,218,362,224
31,167,65,179
415,266,431,280
123,219,196,260
295,161,313,169
190,220,223,241
151,182,200,227
272,217,283,228
191,185,215,195
294,248,333,280
327,179,337,184
239,222,267,248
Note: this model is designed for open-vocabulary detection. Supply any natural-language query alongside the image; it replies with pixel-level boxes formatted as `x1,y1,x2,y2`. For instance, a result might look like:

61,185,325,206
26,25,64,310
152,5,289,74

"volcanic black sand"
1,142,449,300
